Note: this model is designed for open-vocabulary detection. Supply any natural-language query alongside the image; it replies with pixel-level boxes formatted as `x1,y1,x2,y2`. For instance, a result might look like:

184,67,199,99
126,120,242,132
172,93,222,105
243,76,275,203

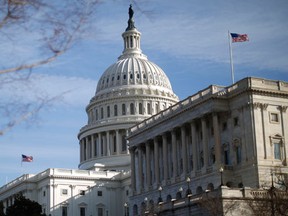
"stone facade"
127,77,288,215
0,168,130,216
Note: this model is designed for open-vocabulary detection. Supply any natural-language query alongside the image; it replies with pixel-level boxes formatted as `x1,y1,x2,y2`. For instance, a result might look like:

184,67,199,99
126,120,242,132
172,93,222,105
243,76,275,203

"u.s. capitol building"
1,5,288,216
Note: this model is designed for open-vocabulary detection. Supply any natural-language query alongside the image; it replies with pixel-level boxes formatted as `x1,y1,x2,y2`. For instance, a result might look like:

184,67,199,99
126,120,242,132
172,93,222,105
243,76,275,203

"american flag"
22,154,33,162
230,33,249,43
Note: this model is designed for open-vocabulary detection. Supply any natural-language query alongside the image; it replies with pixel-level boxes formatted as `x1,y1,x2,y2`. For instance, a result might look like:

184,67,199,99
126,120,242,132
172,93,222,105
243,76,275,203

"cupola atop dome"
118,4,147,60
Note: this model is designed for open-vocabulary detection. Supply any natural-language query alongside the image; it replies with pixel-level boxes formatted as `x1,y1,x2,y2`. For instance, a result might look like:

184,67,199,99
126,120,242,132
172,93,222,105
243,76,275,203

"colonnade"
79,129,128,162
130,114,222,193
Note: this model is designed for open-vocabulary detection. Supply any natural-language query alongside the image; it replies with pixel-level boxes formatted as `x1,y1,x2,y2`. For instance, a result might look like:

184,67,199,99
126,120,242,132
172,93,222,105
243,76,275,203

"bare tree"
246,188,288,216
0,0,99,75
0,0,99,135
198,189,239,216
246,169,288,216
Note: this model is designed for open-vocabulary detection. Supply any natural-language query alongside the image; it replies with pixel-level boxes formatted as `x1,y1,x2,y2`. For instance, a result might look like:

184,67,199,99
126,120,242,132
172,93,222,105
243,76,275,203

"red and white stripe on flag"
230,33,249,43
22,154,33,162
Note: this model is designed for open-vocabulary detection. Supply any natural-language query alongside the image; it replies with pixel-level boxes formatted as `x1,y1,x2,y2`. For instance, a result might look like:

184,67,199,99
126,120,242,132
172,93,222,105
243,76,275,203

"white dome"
96,57,174,95
78,9,178,171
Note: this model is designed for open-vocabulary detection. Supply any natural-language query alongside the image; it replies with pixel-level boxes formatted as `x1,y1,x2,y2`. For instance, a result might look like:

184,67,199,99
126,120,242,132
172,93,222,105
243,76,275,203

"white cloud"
0,74,97,108
89,0,288,73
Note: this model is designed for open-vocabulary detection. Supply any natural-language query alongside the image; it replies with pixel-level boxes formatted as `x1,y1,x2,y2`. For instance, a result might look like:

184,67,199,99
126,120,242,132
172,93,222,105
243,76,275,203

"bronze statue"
129,4,134,20
126,4,135,31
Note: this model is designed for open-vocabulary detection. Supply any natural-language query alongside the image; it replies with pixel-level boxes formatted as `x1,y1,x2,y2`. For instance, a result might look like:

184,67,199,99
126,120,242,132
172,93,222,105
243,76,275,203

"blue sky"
0,0,288,186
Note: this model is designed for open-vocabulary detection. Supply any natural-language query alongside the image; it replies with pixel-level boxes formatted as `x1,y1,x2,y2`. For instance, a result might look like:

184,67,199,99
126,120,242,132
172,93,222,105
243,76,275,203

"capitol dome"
96,57,175,96
78,7,178,171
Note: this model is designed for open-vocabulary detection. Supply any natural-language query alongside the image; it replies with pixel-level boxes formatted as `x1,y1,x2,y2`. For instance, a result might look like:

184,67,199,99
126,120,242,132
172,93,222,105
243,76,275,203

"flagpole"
228,31,235,84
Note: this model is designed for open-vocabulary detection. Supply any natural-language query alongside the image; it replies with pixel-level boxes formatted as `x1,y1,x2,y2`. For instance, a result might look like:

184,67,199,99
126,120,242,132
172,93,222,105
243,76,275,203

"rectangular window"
80,207,86,216
122,104,126,115
139,103,143,114
270,113,279,123
274,143,281,160
113,136,116,153
114,105,118,116
121,135,127,151
234,117,239,126
107,106,110,118
80,190,85,196
97,191,103,196
101,108,104,119
62,206,68,216
236,146,241,164
222,122,227,131
62,189,68,195
95,109,98,120
224,150,229,165
147,103,151,114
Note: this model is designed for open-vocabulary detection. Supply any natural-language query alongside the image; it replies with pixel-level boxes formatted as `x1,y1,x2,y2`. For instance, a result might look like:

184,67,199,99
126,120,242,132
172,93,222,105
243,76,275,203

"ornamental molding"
269,133,284,146
277,106,288,112
252,102,268,110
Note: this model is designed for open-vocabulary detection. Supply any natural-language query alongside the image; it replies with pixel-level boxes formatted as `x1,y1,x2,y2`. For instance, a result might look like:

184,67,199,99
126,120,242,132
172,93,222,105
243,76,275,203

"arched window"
95,109,98,120
139,103,143,114
122,104,126,115
133,205,138,216
113,135,116,153
107,106,110,118
130,103,135,115
101,107,104,119
114,105,118,116
147,103,151,115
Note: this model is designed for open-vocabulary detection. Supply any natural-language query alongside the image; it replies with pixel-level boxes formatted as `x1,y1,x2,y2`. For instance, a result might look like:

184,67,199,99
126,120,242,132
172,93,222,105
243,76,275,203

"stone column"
181,125,188,175
190,121,197,171
116,130,121,154
162,133,168,183
213,113,221,166
126,129,129,154
107,131,110,156
91,134,95,158
201,118,209,169
145,142,151,188
280,106,288,164
85,137,89,160
154,137,160,185
79,139,84,162
99,133,102,156
96,133,99,157
171,130,178,178
261,104,269,159
103,133,107,156
138,147,143,191
130,148,136,192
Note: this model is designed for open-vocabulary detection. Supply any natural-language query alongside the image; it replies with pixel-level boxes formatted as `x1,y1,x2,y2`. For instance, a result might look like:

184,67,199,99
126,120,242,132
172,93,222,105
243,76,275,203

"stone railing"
129,77,288,137
0,174,35,193
129,84,225,135
79,116,147,133
0,168,129,193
